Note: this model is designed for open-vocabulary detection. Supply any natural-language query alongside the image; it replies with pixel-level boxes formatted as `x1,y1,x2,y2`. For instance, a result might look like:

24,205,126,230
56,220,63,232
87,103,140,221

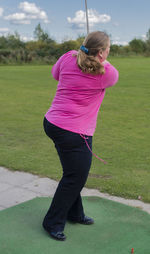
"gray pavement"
0,166,150,214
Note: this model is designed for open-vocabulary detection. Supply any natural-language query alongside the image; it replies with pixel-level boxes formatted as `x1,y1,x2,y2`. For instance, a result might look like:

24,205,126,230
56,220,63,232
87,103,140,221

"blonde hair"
77,31,109,75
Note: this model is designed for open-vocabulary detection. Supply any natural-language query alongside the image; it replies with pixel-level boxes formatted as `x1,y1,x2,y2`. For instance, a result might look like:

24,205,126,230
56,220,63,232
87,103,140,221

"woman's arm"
100,62,119,89
51,53,66,81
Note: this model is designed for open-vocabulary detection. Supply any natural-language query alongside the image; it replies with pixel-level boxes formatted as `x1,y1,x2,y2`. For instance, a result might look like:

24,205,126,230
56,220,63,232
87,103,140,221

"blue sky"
0,0,150,44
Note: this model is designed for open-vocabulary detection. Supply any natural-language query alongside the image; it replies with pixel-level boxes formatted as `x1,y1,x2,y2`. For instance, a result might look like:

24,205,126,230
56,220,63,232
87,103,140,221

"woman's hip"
43,117,92,151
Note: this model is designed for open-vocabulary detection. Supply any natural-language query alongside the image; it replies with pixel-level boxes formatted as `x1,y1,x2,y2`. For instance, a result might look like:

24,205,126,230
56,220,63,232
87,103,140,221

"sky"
0,0,150,45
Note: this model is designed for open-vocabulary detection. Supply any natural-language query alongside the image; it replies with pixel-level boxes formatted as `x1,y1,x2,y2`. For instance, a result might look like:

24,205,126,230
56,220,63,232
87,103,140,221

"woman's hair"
77,31,109,75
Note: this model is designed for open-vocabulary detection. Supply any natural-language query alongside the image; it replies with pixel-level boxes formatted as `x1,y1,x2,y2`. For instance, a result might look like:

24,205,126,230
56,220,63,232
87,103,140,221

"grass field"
0,57,150,202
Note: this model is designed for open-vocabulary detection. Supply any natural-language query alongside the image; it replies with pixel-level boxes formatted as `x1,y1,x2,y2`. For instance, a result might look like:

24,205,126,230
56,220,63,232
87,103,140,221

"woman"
42,31,119,241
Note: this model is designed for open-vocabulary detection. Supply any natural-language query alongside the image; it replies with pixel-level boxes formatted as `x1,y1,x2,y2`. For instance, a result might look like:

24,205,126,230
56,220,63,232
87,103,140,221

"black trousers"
42,117,92,232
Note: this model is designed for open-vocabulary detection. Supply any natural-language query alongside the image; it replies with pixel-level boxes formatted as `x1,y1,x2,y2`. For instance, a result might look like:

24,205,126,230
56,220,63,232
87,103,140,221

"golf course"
0,56,150,202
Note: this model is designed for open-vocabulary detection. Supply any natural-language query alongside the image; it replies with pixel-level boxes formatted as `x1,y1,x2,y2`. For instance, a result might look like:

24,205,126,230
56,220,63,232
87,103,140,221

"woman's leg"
67,194,84,221
43,118,92,233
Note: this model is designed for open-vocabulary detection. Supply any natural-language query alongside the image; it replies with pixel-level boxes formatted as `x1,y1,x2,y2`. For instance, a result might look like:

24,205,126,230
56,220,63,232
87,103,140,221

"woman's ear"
98,50,103,59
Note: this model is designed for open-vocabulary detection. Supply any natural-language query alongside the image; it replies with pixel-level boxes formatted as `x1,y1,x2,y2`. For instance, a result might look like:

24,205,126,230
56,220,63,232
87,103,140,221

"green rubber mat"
0,197,150,254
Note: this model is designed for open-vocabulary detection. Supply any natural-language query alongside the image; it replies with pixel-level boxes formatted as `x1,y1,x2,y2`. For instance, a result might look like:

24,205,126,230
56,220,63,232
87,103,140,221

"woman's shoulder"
60,50,78,65
67,50,78,54
64,50,78,58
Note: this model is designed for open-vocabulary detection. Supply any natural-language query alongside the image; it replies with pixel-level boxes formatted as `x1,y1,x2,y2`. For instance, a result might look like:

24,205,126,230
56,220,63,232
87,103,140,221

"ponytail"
77,50,105,75
76,31,109,75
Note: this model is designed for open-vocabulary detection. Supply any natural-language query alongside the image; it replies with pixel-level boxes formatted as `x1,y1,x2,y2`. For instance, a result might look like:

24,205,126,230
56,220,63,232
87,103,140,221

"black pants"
42,117,92,232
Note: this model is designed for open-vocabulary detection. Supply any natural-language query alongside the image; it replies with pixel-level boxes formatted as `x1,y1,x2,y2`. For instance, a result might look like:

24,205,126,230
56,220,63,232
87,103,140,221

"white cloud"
19,1,40,14
4,1,49,25
112,40,128,46
141,34,146,41
0,27,9,37
0,27,9,32
67,9,111,29
20,35,34,41
0,7,4,17
5,13,31,24
19,2,49,23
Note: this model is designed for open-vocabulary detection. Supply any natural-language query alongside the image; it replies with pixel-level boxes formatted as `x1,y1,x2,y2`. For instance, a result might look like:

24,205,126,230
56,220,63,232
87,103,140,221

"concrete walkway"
0,166,150,214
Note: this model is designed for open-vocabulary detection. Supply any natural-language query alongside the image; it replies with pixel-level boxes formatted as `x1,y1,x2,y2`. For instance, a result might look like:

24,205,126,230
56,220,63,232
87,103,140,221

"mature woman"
42,31,119,241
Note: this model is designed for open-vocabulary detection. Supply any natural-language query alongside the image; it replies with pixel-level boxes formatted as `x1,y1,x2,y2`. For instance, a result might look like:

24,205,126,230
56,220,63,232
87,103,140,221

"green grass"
0,57,150,202
1,197,150,254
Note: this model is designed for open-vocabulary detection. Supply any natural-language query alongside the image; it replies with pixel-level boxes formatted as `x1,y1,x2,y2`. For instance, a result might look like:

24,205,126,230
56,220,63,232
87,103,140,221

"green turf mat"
0,197,150,254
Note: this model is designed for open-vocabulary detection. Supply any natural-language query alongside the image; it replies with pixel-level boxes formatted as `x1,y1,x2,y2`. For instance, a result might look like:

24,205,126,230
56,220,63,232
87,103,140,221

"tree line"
0,24,150,65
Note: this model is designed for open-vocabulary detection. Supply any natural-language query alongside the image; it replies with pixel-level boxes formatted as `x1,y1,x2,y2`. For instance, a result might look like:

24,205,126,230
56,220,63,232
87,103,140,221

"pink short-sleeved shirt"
45,50,119,136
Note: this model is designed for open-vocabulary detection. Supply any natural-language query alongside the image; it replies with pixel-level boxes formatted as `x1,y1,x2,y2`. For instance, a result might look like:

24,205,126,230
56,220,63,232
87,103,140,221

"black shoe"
43,221,66,241
78,216,94,225
50,231,66,241
68,215,94,225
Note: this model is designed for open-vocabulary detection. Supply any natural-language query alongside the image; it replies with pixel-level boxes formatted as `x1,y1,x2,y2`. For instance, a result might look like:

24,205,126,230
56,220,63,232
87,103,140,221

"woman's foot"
78,215,94,225
68,215,94,225
50,231,66,241
43,221,66,241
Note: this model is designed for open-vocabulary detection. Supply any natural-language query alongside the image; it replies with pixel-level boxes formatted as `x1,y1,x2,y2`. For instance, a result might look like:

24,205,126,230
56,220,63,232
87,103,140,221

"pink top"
45,50,119,136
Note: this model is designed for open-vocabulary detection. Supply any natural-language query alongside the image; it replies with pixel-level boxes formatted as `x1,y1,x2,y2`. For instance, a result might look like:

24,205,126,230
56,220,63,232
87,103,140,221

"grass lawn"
0,57,150,202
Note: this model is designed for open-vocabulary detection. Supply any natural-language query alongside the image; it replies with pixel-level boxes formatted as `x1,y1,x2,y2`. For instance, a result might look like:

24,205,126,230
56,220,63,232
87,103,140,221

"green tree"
7,34,25,49
110,44,121,56
145,28,150,55
34,23,44,41
129,39,146,54
0,36,7,49
34,23,55,43
146,28,150,41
